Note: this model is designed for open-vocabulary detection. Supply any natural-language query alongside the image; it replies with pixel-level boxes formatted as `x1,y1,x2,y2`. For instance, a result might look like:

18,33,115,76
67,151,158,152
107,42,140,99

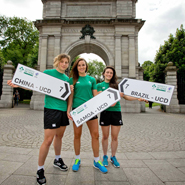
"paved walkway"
0,104,185,185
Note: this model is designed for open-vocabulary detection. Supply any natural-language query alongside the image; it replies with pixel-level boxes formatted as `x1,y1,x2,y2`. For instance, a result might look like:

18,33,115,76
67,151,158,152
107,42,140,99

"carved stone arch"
64,39,114,67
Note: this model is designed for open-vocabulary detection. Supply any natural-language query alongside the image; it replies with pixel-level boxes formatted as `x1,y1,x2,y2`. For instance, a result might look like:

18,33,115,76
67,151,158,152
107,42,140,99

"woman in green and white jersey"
97,66,147,168
67,58,108,174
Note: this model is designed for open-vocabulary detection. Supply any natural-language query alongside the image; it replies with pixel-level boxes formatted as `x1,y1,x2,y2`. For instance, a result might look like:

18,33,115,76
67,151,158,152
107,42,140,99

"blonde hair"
53,54,71,68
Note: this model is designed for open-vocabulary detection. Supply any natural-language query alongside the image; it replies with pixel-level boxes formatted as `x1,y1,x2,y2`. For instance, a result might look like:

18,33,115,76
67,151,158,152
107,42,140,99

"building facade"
31,0,145,112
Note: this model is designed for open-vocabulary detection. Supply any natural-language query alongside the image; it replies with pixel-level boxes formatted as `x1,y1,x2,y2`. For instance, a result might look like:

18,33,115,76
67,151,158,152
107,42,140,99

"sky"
0,0,185,65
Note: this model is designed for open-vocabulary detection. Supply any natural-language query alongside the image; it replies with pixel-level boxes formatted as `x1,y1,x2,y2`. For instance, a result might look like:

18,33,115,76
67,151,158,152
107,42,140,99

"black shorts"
44,108,69,129
100,111,123,126
72,107,98,121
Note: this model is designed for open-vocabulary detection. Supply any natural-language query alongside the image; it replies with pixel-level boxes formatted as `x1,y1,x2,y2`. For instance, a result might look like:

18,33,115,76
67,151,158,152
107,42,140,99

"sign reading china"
70,87,121,127
118,78,174,105
12,64,71,100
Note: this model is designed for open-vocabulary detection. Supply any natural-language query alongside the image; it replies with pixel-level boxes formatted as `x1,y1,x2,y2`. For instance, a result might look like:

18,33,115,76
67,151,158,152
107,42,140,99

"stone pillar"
0,61,14,108
30,35,48,110
40,36,48,72
54,35,61,57
115,34,122,78
128,35,136,78
164,62,180,113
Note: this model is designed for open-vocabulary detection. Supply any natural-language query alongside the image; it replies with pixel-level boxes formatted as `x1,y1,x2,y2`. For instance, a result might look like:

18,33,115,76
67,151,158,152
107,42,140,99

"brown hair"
70,58,88,85
53,53,71,68
102,66,118,89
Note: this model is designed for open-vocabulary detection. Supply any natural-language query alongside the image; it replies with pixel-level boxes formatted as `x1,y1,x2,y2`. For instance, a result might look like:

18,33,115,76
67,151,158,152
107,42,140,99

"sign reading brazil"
118,78,174,105
70,87,121,127
12,64,71,100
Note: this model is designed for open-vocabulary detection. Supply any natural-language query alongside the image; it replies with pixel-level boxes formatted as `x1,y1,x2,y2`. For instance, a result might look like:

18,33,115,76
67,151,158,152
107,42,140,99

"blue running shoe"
110,156,120,168
102,155,108,166
94,160,108,173
72,159,81,172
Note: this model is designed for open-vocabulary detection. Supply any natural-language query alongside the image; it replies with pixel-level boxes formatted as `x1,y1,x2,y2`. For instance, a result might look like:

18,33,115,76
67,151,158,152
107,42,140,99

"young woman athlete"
97,66,147,167
67,58,108,173
7,54,73,185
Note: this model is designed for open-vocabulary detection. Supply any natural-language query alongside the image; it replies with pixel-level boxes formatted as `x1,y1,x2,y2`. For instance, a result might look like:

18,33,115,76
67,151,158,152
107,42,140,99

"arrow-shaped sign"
118,78,174,105
12,63,71,100
119,79,128,93
61,83,69,98
107,89,119,100
70,87,121,127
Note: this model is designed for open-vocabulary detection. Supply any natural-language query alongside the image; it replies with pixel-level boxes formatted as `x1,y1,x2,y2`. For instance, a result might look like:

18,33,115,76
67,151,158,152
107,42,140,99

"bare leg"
38,129,56,166
111,126,121,157
101,126,110,156
73,122,82,155
86,119,99,157
53,126,66,155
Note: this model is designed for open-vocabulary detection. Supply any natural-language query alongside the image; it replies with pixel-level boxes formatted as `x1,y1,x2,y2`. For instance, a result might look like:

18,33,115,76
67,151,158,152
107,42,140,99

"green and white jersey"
43,69,69,111
97,81,121,112
69,75,97,108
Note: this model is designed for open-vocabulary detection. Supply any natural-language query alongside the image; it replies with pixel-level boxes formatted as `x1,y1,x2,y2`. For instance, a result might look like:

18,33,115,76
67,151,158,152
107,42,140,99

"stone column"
164,62,180,113
30,36,48,110
0,61,14,108
128,35,136,78
40,35,48,72
54,35,61,57
115,34,122,78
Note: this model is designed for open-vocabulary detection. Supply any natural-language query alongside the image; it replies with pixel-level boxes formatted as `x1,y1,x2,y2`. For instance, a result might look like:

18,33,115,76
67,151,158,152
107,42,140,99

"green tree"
0,16,39,68
0,48,5,68
87,59,106,83
151,24,185,83
142,60,153,81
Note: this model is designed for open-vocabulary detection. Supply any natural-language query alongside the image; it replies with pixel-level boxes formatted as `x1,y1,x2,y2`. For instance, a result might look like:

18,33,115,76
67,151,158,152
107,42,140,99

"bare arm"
7,80,30,90
67,91,74,121
7,80,19,88
121,92,148,103
92,89,98,96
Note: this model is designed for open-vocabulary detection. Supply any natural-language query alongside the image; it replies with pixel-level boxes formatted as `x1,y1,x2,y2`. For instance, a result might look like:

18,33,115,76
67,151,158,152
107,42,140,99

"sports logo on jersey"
77,81,80,84
52,123,56,127
102,87,106,89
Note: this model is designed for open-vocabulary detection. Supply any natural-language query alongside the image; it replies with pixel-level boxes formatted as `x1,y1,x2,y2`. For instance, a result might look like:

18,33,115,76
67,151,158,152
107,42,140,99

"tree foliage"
0,16,39,68
142,60,153,81
87,59,106,83
149,24,185,83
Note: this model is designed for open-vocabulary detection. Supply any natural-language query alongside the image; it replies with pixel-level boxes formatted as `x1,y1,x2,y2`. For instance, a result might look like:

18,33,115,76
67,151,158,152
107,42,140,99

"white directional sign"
118,78,174,105
12,64,71,100
70,87,121,127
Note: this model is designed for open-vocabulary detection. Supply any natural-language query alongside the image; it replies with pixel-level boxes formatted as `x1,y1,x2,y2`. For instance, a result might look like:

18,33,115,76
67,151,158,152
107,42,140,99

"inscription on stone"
66,5,111,17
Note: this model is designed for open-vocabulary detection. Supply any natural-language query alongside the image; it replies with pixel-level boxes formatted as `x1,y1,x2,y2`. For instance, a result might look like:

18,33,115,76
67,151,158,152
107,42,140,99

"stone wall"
0,61,14,108
42,0,136,19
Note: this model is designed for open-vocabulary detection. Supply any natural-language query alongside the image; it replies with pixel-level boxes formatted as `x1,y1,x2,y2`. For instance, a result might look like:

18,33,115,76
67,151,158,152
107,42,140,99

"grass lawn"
145,102,160,107
19,99,31,104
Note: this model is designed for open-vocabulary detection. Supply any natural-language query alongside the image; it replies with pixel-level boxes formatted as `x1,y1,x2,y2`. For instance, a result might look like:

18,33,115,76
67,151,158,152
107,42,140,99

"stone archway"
32,0,145,112
65,38,113,66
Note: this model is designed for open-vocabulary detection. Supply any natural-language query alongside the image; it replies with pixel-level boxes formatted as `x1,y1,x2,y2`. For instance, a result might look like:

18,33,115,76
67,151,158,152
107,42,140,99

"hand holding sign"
70,87,121,127
12,64,71,100
118,78,174,105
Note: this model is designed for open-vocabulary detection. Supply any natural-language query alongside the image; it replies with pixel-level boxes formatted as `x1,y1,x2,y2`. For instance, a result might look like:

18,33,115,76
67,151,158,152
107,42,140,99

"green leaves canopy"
87,59,106,83
0,16,39,68
143,24,185,83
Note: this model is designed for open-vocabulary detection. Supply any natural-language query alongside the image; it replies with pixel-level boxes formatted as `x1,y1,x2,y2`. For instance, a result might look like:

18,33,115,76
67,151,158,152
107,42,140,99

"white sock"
75,155,80,160
55,155,61,161
38,165,44,171
94,157,99,162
